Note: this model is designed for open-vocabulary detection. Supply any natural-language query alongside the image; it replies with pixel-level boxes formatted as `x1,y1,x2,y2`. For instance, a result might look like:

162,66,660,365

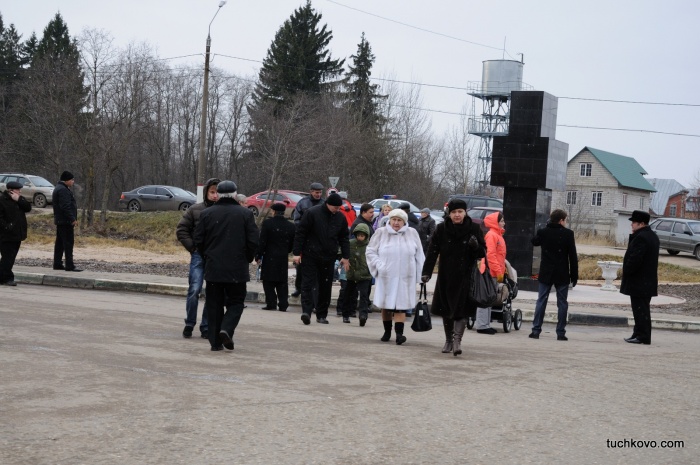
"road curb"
14,272,699,332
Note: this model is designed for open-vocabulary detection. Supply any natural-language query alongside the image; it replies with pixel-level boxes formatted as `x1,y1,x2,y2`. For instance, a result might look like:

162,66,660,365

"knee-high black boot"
453,319,466,356
381,320,392,342
395,322,406,345
442,319,454,353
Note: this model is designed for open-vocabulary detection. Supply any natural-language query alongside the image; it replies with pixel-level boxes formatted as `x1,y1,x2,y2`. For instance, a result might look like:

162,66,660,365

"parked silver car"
649,217,700,260
0,173,54,208
118,185,195,212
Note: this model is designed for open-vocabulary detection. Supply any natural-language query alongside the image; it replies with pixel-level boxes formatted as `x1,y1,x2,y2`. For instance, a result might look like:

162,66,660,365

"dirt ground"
15,243,700,317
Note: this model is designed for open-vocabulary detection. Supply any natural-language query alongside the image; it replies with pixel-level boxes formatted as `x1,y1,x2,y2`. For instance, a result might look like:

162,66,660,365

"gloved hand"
421,275,430,283
497,274,504,283
571,279,577,288
468,235,478,250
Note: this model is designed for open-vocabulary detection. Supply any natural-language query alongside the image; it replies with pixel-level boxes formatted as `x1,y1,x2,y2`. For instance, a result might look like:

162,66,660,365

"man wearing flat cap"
52,171,81,271
290,182,325,297
256,202,295,311
293,192,350,325
620,210,659,345
194,180,259,351
0,181,32,285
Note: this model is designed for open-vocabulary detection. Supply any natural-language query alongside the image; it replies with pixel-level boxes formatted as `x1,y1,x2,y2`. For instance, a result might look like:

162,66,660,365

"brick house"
551,147,656,244
664,190,688,217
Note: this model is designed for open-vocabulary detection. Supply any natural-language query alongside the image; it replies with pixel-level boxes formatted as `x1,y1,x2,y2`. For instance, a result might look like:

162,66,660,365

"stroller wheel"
513,309,523,330
502,310,512,333
466,315,475,330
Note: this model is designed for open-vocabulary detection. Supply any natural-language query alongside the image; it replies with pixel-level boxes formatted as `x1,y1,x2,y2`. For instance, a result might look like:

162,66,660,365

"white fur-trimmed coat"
366,223,425,310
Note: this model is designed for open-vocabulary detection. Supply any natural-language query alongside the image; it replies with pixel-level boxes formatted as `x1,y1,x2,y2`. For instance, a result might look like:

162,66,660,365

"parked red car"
246,190,307,218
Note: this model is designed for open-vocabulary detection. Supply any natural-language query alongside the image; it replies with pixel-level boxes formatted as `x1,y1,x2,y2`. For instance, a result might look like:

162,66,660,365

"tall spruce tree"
345,32,385,132
250,0,344,109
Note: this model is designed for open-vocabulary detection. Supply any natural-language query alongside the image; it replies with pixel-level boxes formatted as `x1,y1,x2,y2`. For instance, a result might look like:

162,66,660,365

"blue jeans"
185,251,208,332
531,282,569,336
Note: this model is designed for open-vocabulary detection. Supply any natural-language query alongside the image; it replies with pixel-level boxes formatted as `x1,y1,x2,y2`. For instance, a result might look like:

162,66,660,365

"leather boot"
453,319,466,356
380,320,392,342
442,319,454,353
395,322,406,345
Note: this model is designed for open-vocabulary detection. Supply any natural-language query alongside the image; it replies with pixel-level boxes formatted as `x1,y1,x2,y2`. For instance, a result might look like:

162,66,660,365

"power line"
558,125,700,138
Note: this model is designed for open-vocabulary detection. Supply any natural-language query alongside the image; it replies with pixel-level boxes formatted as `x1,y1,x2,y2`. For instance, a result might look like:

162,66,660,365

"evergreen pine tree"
250,0,344,109
346,32,385,132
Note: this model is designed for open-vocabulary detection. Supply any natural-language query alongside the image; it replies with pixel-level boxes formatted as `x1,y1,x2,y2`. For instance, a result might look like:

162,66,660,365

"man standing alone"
529,209,578,341
52,171,81,272
293,192,350,325
620,210,659,345
194,180,259,351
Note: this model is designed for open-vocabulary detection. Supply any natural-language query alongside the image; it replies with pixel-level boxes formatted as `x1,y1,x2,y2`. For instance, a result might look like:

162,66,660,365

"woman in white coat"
366,209,425,345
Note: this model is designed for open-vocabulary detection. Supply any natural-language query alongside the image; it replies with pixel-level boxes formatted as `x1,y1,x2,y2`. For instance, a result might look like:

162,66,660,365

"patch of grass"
579,254,700,283
26,210,183,255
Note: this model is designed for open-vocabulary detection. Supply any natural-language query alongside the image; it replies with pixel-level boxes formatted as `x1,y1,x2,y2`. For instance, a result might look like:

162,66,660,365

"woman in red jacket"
475,211,506,334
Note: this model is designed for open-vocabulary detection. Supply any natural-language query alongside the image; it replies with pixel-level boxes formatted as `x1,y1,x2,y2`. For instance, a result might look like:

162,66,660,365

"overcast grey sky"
3,0,699,187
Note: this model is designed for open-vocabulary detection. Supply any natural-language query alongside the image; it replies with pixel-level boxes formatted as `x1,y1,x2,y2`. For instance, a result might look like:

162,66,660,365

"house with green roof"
551,147,656,244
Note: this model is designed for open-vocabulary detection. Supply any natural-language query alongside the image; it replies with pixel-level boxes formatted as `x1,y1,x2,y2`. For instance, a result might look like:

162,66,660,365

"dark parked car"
467,206,503,234
246,190,307,218
443,194,503,213
0,173,54,208
118,185,196,212
649,217,700,260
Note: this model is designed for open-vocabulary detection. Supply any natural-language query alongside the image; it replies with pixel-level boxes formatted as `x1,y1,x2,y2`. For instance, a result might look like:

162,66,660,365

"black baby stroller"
467,260,522,333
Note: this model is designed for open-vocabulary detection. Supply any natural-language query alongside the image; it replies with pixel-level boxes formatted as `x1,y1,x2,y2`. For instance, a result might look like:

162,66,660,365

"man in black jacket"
529,209,578,341
293,193,350,325
620,210,659,345
256,203,295,311
350,203,375,239
0,181,32,286
52,171,81,272
194,180,259,351
291,182,325,297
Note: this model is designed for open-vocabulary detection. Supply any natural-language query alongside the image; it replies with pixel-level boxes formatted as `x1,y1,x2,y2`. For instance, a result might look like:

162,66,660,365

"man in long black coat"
52,171,81,271
194,180,259,351
256,203,295,311
0,181,32,286
529,209,578,341
620,210,659,345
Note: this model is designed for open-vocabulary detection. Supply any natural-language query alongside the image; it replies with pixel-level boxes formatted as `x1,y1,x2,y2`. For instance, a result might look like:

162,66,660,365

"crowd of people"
0,173,660,353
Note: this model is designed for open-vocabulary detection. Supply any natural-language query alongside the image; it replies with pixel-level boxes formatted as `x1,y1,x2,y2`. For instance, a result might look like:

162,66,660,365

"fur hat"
447,198,467,213
629,210,651,224
388,208,408,223
271,203,286,212
60,171,74,181
6,181,23,190
326,193,343,206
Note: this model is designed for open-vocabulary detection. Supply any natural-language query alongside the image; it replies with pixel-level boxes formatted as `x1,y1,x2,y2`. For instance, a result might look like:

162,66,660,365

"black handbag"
470,260,499,307
411,283,432,332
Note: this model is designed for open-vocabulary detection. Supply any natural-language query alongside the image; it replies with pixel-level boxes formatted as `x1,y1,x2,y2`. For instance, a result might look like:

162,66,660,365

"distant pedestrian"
194,180,259,351
338,191,357,231
52,171,81,272
367,209,425,345
529,209,578,341
0,181,32,286
293,192,350,325
256,203,295,312
620,210,659,345
176,177,220,339
417,208,436,253
373,204,392,231
291,182,325,297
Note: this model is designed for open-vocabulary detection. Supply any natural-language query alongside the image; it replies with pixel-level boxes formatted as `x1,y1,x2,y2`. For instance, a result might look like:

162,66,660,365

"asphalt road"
1,284,699,464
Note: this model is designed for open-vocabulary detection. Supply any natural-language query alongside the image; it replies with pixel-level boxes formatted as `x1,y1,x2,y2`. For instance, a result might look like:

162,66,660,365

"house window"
591,191,602,206
622,193,627,208
670,204,677,217
566,191,577,205
580,163,592,177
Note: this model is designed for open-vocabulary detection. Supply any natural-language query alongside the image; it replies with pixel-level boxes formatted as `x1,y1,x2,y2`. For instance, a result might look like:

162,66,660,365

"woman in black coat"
256,203,296,311
421,199,485,356
0,181,32,285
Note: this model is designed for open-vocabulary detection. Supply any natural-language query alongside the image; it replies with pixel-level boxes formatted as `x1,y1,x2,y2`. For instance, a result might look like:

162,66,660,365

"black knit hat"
60,171,74,181
271,203,286,212
326,193,343,206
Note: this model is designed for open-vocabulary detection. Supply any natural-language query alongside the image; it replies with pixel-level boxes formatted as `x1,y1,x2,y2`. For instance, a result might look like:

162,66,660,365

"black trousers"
300,256,335,319
630,295,652,343
53,224,75,269
0,241,21,283
343,279,371,318
206,281,246,348
262,280,289,310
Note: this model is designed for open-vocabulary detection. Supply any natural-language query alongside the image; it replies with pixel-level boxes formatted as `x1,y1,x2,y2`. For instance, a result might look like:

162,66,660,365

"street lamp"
197,0,227,202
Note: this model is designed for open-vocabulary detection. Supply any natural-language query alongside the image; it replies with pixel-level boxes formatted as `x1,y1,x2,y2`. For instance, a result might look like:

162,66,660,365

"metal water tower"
468,59,531,194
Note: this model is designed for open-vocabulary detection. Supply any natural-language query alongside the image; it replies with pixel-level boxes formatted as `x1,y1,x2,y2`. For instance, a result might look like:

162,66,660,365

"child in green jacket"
343,223,373,326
